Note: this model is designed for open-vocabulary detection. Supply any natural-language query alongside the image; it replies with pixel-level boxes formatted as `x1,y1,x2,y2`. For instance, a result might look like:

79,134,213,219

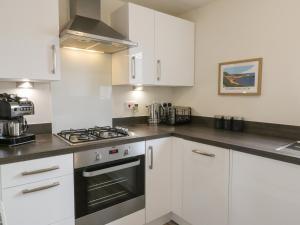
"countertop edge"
0,131,299,166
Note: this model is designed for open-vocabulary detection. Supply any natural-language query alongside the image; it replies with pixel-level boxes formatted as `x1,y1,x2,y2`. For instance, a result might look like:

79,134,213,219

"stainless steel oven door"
74,155,145,225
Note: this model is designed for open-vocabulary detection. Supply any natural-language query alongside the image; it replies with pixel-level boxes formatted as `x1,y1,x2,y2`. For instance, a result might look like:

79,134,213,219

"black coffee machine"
0,93,35,146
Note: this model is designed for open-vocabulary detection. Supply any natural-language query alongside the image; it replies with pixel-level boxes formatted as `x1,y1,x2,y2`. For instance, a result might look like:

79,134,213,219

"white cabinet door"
171,137,185,217
0,0,60,81
155,12,194,86
146,138,172,223
3,175,74,225
112,3,155,85
230,151,300,225
182,141,229,225
128,4,155,85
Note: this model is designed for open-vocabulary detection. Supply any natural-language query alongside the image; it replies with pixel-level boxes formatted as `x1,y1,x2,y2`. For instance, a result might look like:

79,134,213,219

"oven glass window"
75,156,145,218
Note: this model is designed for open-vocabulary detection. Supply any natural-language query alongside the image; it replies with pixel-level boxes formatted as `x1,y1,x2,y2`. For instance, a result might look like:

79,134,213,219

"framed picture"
218,58,263,95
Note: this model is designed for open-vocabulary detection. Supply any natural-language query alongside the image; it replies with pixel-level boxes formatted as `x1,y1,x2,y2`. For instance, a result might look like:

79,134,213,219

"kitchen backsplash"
0,82,52,125
112,86,174,118
51,48,113,133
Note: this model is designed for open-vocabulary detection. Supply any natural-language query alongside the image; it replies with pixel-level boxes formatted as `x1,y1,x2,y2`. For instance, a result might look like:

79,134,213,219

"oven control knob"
95,153,101,161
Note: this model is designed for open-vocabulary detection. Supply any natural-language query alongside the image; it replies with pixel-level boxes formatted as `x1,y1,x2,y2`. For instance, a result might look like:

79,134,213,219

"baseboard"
146,213,172,225
144,213,190,225
171,213,191,225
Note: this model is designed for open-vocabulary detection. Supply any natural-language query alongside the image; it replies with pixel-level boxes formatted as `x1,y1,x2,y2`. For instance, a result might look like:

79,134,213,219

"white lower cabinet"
182,140,229,225
0,154,74,225
171,137,184,218
146,138,172,223
230,151,300,225
3,175,74,225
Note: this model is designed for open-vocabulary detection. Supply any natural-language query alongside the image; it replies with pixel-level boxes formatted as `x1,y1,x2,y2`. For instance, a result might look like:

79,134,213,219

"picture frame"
218,58,263,96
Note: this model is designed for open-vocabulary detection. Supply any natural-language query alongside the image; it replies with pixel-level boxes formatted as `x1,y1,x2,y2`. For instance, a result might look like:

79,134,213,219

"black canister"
232,117,244,132
224,116,233,130
214,115,224,129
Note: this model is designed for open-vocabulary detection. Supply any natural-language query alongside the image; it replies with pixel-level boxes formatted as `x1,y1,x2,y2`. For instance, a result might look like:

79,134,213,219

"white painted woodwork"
182,141,229,225
171,138,184,217
0,0,61,81
230,151,300,225
105,209,145,225
111,3,194,86
146,138,172,223
1,154,73,188
3,175,74,225
155,12,194,86
112,3,156,85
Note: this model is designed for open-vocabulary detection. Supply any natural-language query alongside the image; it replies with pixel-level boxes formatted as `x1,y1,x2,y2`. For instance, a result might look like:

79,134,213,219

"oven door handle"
83,159,141,178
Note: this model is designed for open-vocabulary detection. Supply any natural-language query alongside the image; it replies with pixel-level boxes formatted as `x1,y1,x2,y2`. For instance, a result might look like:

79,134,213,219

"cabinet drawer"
3,175,74,225
1,154,73,188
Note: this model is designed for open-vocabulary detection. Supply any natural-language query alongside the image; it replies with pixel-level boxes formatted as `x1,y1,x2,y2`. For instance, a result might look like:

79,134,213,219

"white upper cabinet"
111,3,194,86
155,12,195,86
0,0,61,81
112,3,156,85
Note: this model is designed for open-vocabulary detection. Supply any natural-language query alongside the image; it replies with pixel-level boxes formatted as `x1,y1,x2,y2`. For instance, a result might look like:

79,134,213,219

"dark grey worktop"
0,124,299,165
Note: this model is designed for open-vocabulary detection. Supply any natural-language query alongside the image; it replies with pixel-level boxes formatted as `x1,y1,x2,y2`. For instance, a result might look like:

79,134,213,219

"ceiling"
121,0,216,15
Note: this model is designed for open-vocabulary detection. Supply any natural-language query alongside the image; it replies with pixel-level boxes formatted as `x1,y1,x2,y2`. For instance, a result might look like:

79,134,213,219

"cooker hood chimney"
60,0,137,54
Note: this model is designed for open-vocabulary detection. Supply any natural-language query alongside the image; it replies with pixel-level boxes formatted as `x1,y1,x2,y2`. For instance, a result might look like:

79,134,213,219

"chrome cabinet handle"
22,166,60,176
22,182,60,194
192,150,215,158
131,56,136,79
148,146,154,170
156,60,161,81
51,44,57,74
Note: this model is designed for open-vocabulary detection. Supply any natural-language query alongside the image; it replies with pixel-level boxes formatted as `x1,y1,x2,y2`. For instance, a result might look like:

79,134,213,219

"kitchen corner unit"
0,0,61,81
111,3,195,87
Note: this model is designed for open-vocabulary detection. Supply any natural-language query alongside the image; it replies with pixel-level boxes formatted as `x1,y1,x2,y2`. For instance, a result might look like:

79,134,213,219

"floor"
165,221,178,225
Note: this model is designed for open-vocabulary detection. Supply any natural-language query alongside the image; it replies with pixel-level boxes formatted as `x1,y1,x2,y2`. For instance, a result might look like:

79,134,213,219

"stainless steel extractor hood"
60,0,137,54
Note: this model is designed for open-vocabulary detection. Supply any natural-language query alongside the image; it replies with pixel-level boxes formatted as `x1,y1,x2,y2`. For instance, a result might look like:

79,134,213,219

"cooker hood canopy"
60,0,137,54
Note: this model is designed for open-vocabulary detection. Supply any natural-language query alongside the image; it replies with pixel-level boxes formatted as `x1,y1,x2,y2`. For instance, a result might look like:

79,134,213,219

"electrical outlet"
126,101,138,111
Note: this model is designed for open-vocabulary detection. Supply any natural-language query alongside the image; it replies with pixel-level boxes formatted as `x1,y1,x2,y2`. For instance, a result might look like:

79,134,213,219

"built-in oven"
74,142,145,225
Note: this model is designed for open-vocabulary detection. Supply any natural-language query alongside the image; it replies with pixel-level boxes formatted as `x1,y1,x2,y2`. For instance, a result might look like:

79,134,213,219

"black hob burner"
57,126,130,145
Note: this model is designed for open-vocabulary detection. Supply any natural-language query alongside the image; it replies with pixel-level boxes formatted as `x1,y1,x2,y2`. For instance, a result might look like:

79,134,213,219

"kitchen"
0,0,300,225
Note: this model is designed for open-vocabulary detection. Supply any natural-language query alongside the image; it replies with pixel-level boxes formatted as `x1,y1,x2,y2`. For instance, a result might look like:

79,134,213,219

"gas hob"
56,126,130,145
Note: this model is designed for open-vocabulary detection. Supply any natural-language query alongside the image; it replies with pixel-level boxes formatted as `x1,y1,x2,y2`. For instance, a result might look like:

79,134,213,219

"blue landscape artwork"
223,65,255,87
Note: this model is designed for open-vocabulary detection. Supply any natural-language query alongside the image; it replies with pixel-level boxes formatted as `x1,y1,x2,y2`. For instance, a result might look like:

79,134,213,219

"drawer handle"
21,166,60,176
22,182,60,194
192,150,215,158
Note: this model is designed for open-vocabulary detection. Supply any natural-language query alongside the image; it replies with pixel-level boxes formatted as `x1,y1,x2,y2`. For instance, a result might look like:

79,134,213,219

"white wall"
174,0,300,126
0,83,52,124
